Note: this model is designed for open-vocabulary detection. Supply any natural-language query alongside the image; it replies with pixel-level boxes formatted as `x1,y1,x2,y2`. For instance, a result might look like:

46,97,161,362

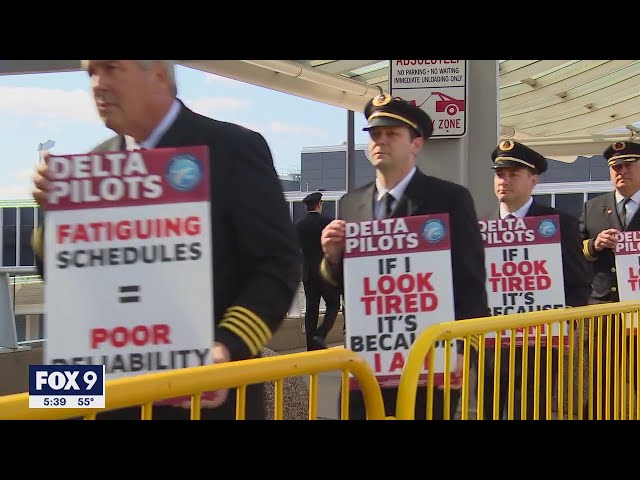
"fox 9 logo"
29,365,104,396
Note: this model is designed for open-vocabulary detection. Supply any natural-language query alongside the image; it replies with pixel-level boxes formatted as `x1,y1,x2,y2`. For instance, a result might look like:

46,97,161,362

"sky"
0,65,373,200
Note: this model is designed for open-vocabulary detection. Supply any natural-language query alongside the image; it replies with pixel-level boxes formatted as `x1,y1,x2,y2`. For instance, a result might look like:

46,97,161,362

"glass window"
20,225,35,266
2,208,17,266
3,208,16,226
293,202,308,223
15,314,26,343
533,194,552,207
19,208,34,226
26,314,44,341
2,226,16,266
321,200,336,219
587,191,608,201
554,193,585,219
38,314,45,339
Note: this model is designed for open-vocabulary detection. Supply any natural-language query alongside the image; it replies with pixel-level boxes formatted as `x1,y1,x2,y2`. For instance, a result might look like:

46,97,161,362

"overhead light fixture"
500,125,516,138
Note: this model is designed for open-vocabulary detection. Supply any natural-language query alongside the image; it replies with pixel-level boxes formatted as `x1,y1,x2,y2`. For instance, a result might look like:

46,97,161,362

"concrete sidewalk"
277,343,345,420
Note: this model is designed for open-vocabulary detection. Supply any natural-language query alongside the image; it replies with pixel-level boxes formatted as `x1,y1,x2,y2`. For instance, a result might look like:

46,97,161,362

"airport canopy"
2,59,638,157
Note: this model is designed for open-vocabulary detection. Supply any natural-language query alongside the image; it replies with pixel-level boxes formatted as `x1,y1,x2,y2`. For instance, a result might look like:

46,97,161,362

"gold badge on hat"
499,140,514,151
372,93,392,107
613,141,626,151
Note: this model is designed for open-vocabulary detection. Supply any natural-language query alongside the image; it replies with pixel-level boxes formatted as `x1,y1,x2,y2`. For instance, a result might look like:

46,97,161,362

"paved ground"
277,343,344,420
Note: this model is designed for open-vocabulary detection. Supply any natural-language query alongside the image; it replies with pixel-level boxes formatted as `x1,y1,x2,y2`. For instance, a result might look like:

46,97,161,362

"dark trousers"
303,278,341,350
93,381,265,420
477,346,558,420
583,313,638,420
342,387,460,420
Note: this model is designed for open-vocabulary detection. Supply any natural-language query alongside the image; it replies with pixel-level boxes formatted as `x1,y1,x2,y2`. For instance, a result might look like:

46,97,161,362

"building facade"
1,200,43,344
292,145,613,221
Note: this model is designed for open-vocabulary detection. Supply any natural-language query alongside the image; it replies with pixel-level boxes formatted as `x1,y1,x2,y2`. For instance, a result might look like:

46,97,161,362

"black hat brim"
608,155,640,166
492,159,538,172
363,116,419,133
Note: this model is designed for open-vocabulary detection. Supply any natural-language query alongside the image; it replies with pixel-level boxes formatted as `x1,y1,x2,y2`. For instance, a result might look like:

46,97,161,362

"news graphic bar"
29,365,106,409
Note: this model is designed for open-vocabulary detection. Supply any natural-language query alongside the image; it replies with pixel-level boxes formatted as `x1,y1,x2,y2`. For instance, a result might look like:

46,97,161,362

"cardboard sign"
613,231,640,335
343,214,455,388
43,146,214,379
480,215,567,347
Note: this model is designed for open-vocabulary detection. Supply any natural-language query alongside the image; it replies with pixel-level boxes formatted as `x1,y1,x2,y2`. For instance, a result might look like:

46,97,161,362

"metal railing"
395,301,640,420
0,348,385,420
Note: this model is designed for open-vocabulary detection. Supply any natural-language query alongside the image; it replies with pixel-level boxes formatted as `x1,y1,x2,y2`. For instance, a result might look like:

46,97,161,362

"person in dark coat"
478,140,591,420
579,140,640,419
295,191,341,350
320,93,489,420
30,60,301,420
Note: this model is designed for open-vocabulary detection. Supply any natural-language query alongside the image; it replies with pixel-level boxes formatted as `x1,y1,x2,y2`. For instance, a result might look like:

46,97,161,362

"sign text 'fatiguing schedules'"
343,214,455,388
43,147,214,379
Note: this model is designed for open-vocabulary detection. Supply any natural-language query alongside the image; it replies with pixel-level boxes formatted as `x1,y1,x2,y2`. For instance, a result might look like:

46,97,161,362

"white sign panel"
343,214,456,388
615,231,640,301
390,60,468,138
480,215,567,347
613,232,640,335
43,146,214,379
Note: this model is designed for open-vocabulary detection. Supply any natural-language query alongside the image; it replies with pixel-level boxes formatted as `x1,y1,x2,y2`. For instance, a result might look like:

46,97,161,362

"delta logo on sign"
389,60,468,138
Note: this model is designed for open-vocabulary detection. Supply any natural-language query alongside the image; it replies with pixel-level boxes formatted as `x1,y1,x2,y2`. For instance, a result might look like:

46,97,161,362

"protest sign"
343,214,455,387
43,146,214,379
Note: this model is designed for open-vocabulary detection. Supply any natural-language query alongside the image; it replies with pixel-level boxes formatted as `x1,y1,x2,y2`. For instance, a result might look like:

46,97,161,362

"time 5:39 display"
43,397,67,406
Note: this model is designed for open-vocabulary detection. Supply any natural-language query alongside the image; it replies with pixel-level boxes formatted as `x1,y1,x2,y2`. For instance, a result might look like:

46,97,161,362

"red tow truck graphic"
432,92,465,116
394,92,465,116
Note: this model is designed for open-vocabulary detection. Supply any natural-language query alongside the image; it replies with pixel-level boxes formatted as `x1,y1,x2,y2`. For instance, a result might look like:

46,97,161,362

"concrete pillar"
412,61,500,417
415,60,499,218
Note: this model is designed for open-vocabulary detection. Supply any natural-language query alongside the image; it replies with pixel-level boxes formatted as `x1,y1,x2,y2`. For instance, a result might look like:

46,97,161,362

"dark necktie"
504,213,516,220
383,193,395,218
621,198,631,229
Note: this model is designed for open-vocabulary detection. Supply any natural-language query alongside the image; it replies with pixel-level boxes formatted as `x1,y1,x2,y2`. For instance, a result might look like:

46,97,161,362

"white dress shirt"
124,99,181,151
615,190,640,227
374,166,417,220
499,196,534,219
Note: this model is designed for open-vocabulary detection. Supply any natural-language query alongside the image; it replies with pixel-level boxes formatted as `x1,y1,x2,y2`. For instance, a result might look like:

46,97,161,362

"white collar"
615,190,640,205
375,166,417,202
500,196,534,219
124,99,181,150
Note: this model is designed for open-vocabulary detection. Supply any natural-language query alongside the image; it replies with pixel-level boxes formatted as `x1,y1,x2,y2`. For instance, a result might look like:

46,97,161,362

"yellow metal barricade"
395,301,640,420
0,348,386,420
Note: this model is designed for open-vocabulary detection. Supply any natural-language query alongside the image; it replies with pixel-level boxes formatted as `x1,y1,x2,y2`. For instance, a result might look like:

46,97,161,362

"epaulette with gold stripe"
31,225,44,259
319,257,338,287
219,306,272,357
582,239,597,262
